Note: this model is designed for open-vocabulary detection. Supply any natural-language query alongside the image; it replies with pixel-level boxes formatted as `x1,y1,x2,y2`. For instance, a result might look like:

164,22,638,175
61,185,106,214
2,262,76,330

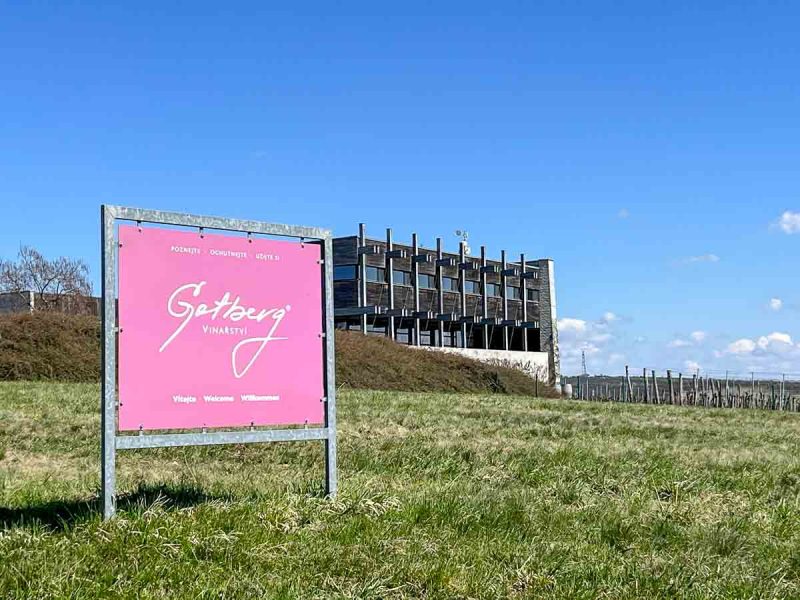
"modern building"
332,224,560,384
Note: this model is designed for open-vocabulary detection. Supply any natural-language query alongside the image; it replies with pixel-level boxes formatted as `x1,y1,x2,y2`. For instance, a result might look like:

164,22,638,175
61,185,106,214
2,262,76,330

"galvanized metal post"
520,253,528,352
436,237,445,347
322,234,338,497
101,205,117,520
386,228,395,341
358,223,367,334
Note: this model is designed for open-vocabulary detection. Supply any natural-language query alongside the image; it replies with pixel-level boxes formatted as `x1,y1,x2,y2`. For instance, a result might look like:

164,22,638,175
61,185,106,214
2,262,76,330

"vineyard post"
652,370,660,404
667,370,674,405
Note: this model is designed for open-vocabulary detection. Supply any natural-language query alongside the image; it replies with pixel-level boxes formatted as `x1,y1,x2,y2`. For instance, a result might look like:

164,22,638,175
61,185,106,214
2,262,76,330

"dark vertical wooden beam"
358,223,367,334
436,237,444,347
481,245,488,349
520,253,528,352
501,249,509,350
386,228,395,340
459,241,467,348
412,232,420,346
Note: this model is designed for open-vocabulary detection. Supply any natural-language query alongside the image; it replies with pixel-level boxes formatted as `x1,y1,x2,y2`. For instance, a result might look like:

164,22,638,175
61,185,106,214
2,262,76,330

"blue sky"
1,2,798,376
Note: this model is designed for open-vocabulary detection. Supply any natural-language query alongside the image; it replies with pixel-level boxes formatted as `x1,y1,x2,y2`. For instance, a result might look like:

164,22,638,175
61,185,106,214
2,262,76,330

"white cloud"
684,360,702,372
558,312,624,374
668,331,706,349
690,331,707,343
683,254,720,264
776,211,800,234
668,339,691,348
618,208,630,219
769,298,783,311
559,318,587,334
727,338,757,354
757,332,793,350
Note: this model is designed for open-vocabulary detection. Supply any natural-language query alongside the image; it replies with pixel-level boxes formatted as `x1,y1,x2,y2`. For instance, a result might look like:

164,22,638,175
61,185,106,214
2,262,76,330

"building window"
443,330,461,347
418,273,436,289
366,266,385,282
486,283,501,297
442,277,459,292
334,265,356,281
366,322,386,335
528,268,540,280
464,280,480,295
507,286,522,300
419,329,434,346
527,289,540,303
393,269,413,286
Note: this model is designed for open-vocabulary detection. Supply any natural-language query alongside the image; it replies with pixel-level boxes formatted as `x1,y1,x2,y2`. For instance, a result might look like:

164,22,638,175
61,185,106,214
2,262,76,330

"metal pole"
501,249,509,351
322,234,338,496
101,205,117,520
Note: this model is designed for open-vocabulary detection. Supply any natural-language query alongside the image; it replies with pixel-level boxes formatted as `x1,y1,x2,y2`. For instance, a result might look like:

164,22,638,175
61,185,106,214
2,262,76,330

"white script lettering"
160,281,289,378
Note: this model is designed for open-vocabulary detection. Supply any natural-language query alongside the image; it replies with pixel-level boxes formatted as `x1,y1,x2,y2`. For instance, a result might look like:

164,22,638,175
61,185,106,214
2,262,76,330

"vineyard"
564,368,800,411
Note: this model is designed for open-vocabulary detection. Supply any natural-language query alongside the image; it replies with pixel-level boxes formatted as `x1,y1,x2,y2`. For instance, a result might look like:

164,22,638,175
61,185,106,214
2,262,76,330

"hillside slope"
0,313,549,395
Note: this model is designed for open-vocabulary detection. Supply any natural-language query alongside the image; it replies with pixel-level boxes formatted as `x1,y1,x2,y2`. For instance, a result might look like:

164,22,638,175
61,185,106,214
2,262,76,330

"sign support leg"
101,205,118,520
322,234,338,497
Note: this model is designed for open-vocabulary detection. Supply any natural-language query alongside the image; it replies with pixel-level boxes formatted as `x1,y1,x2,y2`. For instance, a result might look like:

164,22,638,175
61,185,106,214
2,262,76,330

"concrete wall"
538,259,560,385
0,291,33,315
0,291,100,316
422,346,550,381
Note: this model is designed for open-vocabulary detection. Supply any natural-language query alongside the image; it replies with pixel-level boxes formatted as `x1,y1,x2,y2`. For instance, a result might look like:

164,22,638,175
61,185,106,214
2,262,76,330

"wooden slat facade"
332,226,559,375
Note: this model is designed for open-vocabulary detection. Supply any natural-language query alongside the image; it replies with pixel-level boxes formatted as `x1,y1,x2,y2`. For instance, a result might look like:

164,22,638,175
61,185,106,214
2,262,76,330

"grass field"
2,382,800,598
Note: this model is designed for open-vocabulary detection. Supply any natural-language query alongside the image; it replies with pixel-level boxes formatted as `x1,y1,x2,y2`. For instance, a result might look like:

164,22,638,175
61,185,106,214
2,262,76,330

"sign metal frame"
101,205,337,520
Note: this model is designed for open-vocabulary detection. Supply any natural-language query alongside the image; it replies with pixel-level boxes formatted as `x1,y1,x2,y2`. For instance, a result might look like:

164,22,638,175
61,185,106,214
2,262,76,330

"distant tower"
581,350,588,376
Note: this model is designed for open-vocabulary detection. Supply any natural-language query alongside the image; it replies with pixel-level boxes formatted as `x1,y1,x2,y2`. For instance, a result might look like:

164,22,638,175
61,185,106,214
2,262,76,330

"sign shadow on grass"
0,483,227,531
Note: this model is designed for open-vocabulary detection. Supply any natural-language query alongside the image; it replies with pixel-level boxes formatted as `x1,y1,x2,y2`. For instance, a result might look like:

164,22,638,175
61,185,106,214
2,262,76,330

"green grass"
2,382,800,598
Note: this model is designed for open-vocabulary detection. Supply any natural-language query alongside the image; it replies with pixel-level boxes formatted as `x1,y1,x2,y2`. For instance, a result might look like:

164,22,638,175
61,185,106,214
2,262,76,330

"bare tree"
0,246,93,312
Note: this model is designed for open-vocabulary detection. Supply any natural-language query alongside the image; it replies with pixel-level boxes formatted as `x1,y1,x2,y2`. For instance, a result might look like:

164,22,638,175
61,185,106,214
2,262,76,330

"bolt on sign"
100,206,337,520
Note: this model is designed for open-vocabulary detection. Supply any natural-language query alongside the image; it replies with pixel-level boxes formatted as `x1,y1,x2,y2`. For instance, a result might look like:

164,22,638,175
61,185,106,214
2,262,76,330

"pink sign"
117,225,325,431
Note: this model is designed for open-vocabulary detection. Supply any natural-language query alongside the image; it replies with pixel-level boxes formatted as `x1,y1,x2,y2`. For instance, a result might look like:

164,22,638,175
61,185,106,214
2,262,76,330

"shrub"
0,312,100,381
